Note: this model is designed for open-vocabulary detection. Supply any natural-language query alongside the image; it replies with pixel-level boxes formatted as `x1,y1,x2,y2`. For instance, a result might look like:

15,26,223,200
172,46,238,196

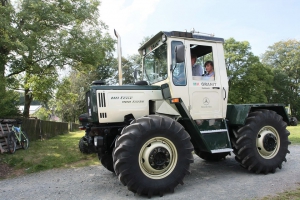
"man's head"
191,53,197,66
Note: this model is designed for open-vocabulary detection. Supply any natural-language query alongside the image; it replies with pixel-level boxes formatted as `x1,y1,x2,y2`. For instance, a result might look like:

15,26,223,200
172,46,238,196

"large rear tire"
113,115,194,197
233,110,290,174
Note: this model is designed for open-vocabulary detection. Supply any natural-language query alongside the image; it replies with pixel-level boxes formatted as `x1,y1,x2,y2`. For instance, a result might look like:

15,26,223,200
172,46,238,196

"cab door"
185,40,228,120
169,39,190,109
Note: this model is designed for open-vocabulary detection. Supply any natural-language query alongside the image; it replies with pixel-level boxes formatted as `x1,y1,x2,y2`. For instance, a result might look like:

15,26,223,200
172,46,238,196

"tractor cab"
139,31,228,120
138,31,232,154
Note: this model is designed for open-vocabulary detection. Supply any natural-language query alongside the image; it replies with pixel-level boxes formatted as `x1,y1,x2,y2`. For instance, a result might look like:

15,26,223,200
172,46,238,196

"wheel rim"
256,126,280,159
139,137,177,179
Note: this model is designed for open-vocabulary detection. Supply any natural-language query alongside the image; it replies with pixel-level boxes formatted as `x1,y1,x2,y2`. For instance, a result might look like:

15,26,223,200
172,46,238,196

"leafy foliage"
262,40,300,119
55,70,93,122
1,0,115,118
32,107,51,121
224,38,273,104
54,52,143,121
0,89,21,117
0,1,21,115
122,54,142,84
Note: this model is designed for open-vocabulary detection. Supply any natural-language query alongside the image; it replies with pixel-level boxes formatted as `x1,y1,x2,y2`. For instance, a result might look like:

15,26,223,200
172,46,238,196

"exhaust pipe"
114,29,122,85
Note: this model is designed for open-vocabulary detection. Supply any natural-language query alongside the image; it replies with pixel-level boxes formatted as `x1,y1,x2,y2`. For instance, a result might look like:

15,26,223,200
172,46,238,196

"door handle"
223,87,226,100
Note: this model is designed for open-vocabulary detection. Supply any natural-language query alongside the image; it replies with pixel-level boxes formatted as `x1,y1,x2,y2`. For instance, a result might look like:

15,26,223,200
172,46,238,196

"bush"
0,90,21,117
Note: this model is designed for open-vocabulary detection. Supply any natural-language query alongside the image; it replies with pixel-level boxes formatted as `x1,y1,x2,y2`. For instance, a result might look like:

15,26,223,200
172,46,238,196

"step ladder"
200,129,233,153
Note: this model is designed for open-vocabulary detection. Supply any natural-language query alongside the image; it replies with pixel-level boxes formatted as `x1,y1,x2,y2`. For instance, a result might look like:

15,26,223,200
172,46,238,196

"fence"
0,118,81,153
21,118,69,141
69,122,80,132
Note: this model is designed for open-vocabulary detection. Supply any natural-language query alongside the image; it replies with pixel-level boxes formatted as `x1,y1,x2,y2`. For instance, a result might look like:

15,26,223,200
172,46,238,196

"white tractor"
79,30,291,197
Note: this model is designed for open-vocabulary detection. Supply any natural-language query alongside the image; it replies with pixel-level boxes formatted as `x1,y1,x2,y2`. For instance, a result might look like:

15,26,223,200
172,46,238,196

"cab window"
172,41,186,86
190,44,215,81
144,43,167,84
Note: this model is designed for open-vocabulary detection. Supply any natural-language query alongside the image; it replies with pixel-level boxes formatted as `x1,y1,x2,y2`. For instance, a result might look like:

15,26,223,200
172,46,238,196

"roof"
18,105,42,115
164,31,224,42
138,31,224,55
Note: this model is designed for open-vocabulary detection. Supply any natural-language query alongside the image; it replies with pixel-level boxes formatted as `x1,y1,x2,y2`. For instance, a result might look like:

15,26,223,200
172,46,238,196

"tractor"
79,30,290,197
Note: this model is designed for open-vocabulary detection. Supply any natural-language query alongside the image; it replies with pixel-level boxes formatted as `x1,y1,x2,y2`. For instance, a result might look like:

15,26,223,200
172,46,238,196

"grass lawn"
287,125,300,144
0,130,98,176
260,188,300,200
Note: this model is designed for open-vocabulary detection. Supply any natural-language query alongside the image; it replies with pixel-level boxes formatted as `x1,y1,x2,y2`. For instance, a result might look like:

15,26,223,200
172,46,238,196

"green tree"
262,40,300,119
118,36,150,85
121,54,142,84
55,51,121,121
0,0,16,92
0,0,23,117
32,107,51,121
94,55,118,85
55,70,96,122
2,0,115,118
224,38,273,104
0,90,21,117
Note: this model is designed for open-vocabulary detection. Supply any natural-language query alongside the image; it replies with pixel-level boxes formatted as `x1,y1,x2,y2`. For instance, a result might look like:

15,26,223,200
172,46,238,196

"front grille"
98,92,106,107
99,113,107,118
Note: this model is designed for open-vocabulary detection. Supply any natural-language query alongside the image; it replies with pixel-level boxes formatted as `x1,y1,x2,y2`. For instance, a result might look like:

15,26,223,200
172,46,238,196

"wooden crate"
0,119,22,153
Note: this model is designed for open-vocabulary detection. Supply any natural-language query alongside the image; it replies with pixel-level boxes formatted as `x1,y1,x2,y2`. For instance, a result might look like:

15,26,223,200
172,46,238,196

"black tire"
79,136,93,154
98,152,114,173
196,151,229,161
230,128,246,167
7,132,16,154
233,110,290,174
21,131,29,150
113,115,194,197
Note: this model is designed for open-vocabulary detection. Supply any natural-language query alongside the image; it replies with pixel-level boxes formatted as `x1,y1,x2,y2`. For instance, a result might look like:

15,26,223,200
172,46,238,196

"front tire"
113,115,194,197
79,136,93,154
234,110,290,174
98,152,114,173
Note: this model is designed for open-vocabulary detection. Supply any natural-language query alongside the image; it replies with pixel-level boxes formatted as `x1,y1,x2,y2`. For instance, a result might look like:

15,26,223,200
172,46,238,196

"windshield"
144,43,167,84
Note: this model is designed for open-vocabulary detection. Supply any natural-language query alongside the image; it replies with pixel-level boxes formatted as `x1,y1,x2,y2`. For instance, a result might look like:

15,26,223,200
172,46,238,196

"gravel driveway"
1,145,300,200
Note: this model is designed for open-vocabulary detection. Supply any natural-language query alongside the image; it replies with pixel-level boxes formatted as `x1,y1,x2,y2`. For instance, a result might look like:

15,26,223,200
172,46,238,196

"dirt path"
1,145,300,200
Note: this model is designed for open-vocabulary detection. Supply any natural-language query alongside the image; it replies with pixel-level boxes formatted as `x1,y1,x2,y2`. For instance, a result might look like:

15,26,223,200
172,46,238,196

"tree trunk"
23,88,33,118
0,57,5,94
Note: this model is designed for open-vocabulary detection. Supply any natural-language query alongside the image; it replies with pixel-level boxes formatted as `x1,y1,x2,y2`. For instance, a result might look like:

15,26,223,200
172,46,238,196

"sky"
99,0,300,58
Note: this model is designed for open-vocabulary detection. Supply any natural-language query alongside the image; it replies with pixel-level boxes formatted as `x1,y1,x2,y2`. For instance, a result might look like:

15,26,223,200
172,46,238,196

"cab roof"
138,31,224,55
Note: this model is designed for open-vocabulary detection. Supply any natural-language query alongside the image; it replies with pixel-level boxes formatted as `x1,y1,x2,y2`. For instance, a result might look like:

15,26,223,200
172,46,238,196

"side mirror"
175,45,185,63
161,83,171,99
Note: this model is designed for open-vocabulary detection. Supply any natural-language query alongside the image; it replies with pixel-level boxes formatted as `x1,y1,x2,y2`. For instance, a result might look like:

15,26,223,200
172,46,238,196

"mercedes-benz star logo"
203,97,210,105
